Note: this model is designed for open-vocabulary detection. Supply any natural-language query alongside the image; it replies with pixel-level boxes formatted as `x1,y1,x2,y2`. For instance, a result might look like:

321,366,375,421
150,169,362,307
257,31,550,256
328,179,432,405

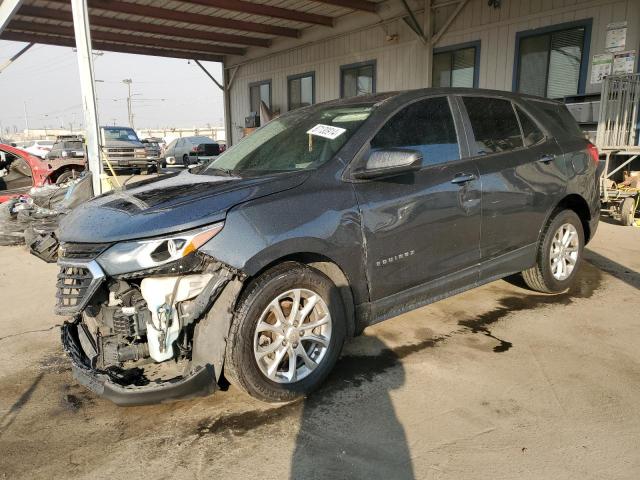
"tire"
182,154,189,167
620,197,636,226
225,262,346,403
521,209,585,294
55,169,79,185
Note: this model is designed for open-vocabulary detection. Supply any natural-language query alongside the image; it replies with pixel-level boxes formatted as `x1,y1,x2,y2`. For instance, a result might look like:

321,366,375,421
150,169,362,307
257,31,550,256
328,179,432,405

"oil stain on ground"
195,266,602,438
321,265,602,392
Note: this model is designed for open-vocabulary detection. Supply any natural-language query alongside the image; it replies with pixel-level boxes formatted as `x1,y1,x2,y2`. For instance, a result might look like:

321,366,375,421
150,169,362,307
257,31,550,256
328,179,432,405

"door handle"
451,173,477,185
538,154,555,164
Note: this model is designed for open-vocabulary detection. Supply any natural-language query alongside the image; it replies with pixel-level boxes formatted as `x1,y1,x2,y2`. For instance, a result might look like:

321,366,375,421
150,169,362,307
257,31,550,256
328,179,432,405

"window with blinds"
288,72,315,110
517,26,586,99
341,61,376,98
433,46,478,88
249,80,271,114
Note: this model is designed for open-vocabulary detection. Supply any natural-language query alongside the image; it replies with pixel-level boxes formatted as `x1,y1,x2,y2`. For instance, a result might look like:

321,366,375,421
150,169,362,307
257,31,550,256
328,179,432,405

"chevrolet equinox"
57,89,599,405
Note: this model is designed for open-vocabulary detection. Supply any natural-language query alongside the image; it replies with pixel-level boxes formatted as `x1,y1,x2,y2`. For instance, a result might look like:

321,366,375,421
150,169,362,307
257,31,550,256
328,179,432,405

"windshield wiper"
204,167,236,177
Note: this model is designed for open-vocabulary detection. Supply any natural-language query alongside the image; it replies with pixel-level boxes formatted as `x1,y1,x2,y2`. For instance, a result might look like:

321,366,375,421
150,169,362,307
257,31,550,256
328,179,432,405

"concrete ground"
0,221,639,480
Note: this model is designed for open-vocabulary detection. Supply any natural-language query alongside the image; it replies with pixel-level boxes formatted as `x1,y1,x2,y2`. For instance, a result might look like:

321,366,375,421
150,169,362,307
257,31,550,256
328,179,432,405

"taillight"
191,146,198,152
587,143,599,164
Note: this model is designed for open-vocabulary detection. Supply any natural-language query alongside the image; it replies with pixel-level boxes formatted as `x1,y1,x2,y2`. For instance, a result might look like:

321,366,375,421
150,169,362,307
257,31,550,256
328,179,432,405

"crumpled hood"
59,170,310,243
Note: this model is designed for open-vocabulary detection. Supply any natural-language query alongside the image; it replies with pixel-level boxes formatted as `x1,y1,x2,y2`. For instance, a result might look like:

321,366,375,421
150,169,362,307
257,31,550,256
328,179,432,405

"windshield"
103,127,140,142
201,105,373,176
63,141,83,149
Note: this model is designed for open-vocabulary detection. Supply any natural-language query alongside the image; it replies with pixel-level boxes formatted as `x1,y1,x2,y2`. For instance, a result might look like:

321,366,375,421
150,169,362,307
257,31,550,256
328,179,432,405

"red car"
0,144,86,203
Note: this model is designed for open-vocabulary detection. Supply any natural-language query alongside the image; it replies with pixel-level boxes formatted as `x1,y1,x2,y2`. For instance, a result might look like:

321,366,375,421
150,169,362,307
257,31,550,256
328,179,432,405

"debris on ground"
0,173,93,261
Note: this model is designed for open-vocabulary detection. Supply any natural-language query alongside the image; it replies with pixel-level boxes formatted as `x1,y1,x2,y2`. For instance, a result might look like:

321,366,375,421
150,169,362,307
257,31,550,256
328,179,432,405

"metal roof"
1,0,382,63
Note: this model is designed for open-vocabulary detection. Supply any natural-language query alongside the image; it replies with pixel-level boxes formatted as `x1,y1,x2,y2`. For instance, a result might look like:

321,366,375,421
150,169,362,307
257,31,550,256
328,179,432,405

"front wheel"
225,262,346,403
521,209,585,293
55,169,80,185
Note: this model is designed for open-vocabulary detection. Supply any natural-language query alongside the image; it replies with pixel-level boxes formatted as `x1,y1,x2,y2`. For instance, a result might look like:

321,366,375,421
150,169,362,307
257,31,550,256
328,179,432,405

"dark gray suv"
57,88,599,405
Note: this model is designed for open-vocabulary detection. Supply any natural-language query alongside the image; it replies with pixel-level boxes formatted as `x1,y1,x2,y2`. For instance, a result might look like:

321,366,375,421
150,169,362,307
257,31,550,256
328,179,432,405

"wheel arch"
48,164,85,183
239,252,357,338
556,194,593,242
542,194,593,243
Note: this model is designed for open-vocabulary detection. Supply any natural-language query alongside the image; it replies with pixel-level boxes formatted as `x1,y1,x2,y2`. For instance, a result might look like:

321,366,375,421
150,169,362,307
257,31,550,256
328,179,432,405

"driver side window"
371,96,461,166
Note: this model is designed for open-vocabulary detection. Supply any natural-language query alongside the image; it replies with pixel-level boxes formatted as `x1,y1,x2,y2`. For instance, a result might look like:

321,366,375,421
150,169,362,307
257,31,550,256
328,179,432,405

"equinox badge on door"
376,250,415,267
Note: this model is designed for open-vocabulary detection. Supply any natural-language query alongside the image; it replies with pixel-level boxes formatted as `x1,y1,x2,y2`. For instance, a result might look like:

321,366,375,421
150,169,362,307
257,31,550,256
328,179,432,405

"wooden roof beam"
0,30,224,62
7,20,245,56
311,0,378,13
18,5,271,47
45,0,300,38
178,0,333,27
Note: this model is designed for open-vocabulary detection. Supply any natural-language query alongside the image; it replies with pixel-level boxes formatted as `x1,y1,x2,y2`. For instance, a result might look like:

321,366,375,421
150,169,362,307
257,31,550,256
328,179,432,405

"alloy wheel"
253,288,332,384
549,223,580,281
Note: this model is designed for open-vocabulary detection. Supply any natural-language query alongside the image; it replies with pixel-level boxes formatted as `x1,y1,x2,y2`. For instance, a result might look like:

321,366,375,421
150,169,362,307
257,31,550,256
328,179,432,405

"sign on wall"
591,53,613,84
605,21,627,52
612,51,636,74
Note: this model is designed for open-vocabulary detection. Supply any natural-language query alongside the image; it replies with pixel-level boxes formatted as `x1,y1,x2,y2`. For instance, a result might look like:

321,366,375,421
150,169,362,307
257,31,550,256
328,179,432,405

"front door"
352,96,481,303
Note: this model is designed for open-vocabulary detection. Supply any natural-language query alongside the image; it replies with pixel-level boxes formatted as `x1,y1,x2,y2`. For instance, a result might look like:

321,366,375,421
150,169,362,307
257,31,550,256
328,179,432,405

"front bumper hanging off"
61,321,216,406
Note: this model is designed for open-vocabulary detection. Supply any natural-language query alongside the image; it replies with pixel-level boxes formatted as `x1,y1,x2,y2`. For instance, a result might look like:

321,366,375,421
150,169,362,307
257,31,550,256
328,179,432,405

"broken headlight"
97,222,223,275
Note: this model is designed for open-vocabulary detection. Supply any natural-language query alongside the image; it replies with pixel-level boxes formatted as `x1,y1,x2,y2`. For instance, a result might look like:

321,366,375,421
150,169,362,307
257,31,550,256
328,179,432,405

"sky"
0,40,225,135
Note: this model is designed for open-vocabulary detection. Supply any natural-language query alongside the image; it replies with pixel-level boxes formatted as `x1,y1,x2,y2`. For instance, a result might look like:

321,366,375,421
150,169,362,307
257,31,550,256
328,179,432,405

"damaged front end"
56,224,243,406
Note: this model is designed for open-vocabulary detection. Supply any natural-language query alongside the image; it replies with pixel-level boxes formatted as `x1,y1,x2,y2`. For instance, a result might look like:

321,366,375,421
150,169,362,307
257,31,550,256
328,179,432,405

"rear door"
353,96,481,302
459,96,565,278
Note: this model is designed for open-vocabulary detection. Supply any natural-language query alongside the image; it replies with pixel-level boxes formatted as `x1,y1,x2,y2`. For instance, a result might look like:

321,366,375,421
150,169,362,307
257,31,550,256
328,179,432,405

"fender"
191,277,244,381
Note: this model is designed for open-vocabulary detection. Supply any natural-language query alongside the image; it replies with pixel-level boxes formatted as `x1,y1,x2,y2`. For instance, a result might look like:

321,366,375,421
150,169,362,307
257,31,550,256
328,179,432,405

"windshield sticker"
307,124,346,140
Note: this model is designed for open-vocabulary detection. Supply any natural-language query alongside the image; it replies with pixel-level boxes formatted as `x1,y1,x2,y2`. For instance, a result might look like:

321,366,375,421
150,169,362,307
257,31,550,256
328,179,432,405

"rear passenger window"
463,97,523,154
371,97,460,166
515,106,544,146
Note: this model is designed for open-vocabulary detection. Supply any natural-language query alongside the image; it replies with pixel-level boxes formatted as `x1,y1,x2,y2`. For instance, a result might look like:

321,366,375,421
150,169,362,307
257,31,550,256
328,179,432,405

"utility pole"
122,78,133,128
23,101,29,136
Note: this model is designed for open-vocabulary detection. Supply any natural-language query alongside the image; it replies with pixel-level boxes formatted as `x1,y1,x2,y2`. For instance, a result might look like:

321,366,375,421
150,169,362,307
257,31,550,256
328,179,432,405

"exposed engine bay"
59,251,242,405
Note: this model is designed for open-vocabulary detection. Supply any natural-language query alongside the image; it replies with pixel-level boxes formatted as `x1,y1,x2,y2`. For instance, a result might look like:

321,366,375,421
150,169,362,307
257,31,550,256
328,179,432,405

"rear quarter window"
528,100,583,138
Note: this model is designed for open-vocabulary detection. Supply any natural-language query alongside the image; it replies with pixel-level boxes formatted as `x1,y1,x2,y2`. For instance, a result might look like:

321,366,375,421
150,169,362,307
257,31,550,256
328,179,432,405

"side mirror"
353,148,422,179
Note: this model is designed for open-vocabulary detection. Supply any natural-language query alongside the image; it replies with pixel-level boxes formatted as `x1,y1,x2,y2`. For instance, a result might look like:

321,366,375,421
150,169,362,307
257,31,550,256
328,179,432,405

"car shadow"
584,249,640,290
289,334,414,480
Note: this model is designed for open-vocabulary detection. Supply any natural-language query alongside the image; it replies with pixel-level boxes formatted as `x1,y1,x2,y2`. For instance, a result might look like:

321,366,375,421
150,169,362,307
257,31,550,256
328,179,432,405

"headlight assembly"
97,222,223,275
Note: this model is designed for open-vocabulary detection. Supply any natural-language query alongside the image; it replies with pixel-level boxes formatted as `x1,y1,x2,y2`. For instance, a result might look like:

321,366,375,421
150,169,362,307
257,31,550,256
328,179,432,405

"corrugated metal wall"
228,0,639,143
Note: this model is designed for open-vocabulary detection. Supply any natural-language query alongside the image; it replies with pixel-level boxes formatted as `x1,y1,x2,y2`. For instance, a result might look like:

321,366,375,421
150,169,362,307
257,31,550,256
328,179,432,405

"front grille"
55,261,105,316
106,148,134,153
59,242,110,261
56,266,93,310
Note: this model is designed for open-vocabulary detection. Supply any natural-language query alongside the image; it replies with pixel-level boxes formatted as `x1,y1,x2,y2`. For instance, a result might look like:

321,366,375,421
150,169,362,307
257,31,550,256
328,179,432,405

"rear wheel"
182,154,189,167
225,262,346,403
521,209,585,293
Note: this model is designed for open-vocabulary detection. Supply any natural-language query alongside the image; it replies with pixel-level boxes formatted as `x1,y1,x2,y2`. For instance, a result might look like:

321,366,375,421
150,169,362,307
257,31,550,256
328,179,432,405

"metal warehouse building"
222,0,639,144
1,0,638,188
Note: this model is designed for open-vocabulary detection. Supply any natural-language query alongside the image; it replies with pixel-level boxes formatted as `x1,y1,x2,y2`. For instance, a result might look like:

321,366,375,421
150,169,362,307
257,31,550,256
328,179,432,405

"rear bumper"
61,321,216,406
